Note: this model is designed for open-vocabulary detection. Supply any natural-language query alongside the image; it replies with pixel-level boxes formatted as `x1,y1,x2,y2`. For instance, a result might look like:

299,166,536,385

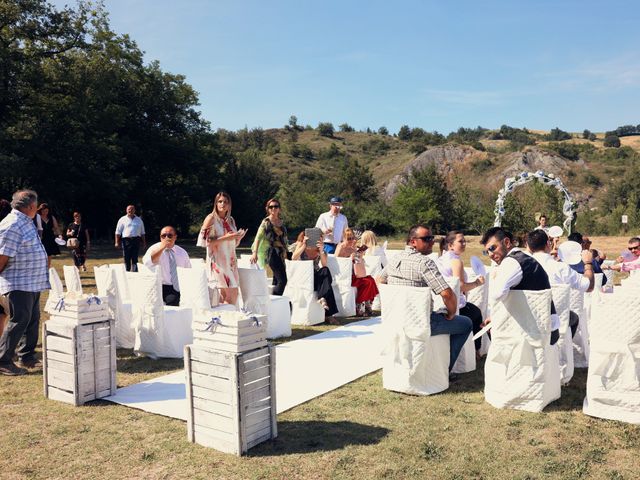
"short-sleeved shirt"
380,246,450,295
115,215,145,238
315,211,348,244
0,209,50,294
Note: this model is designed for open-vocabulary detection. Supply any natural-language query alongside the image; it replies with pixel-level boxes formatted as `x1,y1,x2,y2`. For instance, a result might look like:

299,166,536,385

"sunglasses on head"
267,204,280,209
161,233,174,239
414,235,435,243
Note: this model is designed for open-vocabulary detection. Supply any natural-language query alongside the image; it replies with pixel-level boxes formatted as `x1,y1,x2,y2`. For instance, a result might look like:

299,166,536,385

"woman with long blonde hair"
197,192,247,305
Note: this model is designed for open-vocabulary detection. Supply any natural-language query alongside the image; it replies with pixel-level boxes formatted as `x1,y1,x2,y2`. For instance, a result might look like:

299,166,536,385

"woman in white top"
197,192,246,305
359,230,387,268
437,231,485,354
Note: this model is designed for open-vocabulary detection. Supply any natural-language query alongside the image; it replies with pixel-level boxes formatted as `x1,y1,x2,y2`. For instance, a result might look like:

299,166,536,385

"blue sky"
54,0,640,134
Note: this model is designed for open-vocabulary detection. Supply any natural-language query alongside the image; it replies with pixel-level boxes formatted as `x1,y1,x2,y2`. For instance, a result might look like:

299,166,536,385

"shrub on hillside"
317,122,335,137
339,123,354,132
546,128,572,141
604,135,621,148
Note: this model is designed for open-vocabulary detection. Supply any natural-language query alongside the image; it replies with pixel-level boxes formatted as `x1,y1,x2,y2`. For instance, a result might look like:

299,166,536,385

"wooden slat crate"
43,318,117,406
49,294,109,325
192,311,268,353
184,344,277,455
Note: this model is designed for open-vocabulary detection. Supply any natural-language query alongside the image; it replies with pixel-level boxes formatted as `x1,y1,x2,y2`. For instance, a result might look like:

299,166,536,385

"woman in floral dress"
197,192,246,305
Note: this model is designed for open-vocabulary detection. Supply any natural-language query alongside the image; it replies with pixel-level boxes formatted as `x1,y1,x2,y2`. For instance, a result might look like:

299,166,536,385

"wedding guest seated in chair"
291,231,339,324
336,228,379,316
142,226,191,306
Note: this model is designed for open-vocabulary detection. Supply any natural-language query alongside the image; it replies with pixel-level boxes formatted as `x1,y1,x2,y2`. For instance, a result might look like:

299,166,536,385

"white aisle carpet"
104,317,383,419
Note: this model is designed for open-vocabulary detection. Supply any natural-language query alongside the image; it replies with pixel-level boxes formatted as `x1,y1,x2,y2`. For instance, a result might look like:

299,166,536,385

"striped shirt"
0,209,50,294
380,246,450,295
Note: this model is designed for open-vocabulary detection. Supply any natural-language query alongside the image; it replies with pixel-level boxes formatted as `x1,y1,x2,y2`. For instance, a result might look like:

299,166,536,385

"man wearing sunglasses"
379,224,472,373
142,226,191,306
481,227,559,345
606,236,640,272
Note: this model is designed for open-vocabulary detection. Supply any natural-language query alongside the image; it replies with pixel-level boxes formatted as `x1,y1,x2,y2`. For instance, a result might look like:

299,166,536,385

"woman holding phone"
336,228,379,316
250,198,289,295
197,191,247,305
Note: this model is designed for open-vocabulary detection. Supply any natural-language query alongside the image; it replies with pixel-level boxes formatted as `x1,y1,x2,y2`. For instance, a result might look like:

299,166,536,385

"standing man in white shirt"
315,196,348,254
142,226,191,306
115,205,146,272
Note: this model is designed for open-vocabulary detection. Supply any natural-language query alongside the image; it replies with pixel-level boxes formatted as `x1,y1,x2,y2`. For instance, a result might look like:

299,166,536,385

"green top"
251,218,288,268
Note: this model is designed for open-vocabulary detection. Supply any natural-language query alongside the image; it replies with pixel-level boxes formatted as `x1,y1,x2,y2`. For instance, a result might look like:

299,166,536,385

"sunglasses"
629,245,640,251
482,244,499,256
161,233,174,239
267,205,280,209
414,235,435,243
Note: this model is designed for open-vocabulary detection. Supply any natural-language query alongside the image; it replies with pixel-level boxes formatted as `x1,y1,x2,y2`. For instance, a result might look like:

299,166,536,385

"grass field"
1,238,638,480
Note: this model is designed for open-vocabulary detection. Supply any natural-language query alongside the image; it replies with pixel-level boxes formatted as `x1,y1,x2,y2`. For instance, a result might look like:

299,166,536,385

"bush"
397,125,411,141
604,135,621,148
339,123,354,132
546,127,572,141
378,126,389,135
317,122,335,137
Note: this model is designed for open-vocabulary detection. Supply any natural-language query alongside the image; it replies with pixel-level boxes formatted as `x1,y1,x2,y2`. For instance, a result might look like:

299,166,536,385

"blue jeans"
323,243,337,254
430,312,473,371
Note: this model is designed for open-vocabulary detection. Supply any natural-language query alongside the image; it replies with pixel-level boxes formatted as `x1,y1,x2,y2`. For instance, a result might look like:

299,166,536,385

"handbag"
66,238,79,249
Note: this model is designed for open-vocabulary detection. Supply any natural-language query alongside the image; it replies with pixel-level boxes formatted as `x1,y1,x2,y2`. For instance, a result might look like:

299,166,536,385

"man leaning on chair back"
378,224,472,372
481,227,558,344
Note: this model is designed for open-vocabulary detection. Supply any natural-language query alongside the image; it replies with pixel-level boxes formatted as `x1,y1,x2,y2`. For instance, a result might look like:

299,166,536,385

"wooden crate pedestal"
192,311,268,353
184,344,277,455
43,318,117,406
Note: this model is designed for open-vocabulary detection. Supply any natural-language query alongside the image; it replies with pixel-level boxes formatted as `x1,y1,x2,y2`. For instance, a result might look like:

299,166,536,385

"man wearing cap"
480,227,559,344
527,229,594,338
115,204,146,272
315,196,348,254
567,232,607,285
142,226,191,306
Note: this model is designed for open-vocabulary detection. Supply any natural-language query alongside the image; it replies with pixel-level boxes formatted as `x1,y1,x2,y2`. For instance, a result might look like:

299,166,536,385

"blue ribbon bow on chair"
203,316,222,332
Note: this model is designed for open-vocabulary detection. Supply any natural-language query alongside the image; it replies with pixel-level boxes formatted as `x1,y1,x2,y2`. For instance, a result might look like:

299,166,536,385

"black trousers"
460,302,483,351
162,284,181,306
314,267,338,317
569,310,579,337
122,237,141,272
269,253,287,296
0,291,41,364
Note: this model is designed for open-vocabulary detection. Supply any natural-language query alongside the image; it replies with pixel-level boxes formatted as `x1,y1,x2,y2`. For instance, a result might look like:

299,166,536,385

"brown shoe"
0,362,27,376
17,358,42,369
325,316,340,325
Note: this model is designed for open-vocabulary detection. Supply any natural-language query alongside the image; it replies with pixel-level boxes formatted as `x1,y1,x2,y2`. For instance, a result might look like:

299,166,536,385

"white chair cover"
189,257,205,266
379,284,449,395
109,263,131,302
283,260,324,326
484,289,561,412
95,265,135,348
44,268,65,314
326,255,357,318
63,265,82,294
137,262,155,275
584,273,603,331
439,277,475,374
177,265,210,310
267,295,292,339
601,260,615,290
94,265,117,320
465,268,491,356
570,288,590,368
128,271,193,358
551,283,573,385
583,289,640,424
364,255,384,311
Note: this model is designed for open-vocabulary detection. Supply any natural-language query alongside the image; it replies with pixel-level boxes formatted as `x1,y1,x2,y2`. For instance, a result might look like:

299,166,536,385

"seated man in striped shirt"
378,224,472,373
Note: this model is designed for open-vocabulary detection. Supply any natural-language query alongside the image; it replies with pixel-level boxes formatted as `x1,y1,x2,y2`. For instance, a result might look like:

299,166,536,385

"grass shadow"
116,348,183,375
248,420,390,456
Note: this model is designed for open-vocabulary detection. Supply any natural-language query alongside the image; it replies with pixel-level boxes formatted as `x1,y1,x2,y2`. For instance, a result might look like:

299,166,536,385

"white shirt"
115,215,145,238
143,243,191,289
315,211,348,244
531,252,590,292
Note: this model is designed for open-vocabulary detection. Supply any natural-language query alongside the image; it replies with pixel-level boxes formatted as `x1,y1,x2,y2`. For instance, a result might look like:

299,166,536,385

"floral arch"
493,170,575,235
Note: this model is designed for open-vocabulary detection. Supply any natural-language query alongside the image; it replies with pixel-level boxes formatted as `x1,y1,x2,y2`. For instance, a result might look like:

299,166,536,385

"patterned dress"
198,215,239,289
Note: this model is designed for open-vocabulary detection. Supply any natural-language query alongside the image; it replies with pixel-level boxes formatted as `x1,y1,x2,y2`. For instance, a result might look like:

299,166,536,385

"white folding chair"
583,288,640,424
484,289,561,412
551,283,573,385
283,260,324,326
63,265,82,294
109,263,131,302
128,271,193,359
238,267,291,338
379,284,449,395
177,264,210,310
326,255,356,318
44,268,65,314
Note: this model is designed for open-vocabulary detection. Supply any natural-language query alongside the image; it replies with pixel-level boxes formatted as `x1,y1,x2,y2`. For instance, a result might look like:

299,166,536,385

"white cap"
548,225,563,238
557,241,582,265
